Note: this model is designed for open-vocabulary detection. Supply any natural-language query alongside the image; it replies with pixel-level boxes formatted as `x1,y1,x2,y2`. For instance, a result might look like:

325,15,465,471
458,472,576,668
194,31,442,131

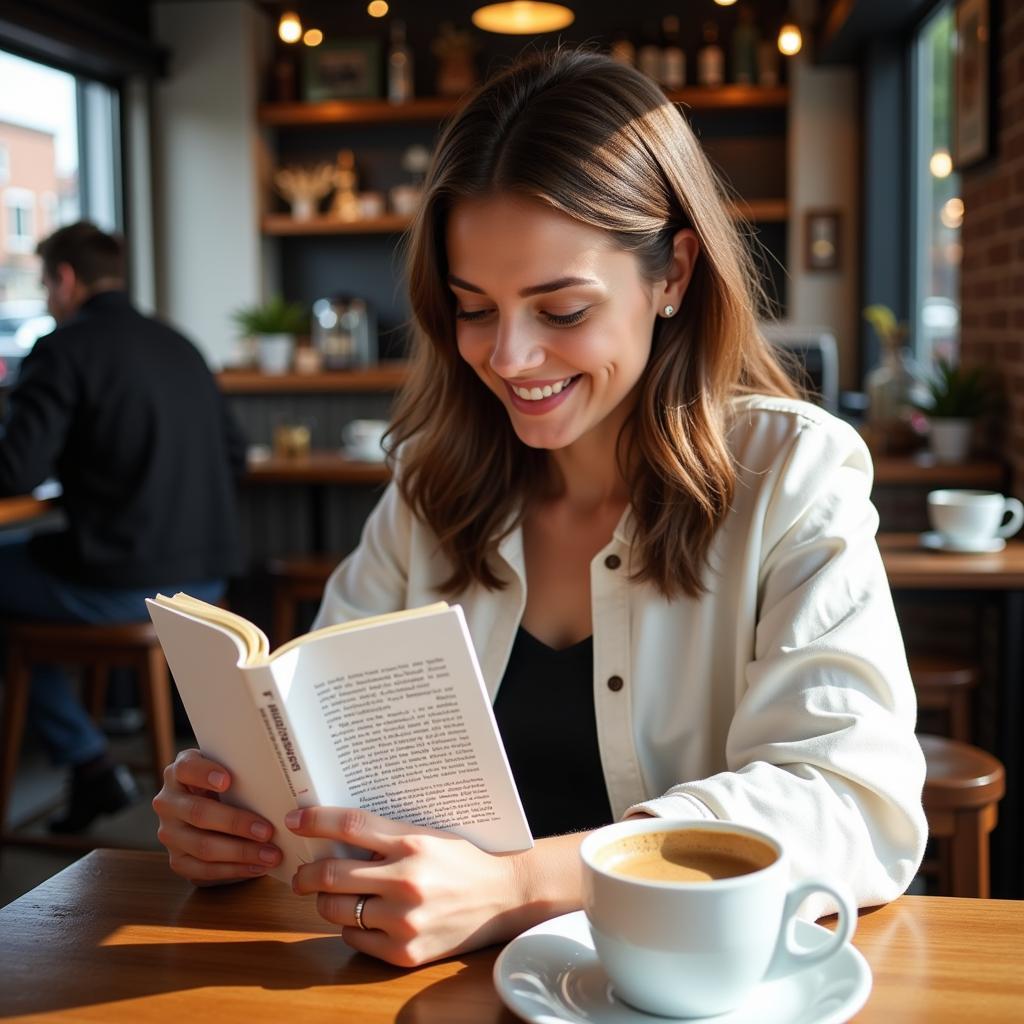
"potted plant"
232,297,308,375
917,357,994,463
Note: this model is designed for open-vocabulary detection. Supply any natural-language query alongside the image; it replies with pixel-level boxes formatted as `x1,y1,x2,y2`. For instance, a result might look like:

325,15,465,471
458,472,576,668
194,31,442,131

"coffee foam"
596,828,777,883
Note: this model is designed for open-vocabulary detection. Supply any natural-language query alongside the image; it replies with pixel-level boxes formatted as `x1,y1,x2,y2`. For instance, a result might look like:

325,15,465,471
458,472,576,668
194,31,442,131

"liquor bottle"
609,27,636,68
731,6,759,86
659,15,686,89
637,22,661,81
388,19,414,103
697,21,725,87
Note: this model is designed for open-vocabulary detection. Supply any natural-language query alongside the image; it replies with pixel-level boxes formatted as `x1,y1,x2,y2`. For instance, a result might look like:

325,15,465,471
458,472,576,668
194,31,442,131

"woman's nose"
488,320,546,379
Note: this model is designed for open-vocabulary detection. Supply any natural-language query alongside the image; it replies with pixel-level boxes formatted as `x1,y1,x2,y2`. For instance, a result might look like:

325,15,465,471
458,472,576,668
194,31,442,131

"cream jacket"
314,395,928,918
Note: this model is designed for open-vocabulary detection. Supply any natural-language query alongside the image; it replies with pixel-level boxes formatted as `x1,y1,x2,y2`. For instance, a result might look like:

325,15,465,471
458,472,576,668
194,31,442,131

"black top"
0,291,247,586
493,626,614,838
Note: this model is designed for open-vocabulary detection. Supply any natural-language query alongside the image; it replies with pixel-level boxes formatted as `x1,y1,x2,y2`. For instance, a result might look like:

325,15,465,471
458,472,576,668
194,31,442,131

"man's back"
0,290,246,586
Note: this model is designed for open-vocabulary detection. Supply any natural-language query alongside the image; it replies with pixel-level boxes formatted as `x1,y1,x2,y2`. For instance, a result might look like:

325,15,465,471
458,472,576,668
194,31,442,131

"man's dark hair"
37,221,125,286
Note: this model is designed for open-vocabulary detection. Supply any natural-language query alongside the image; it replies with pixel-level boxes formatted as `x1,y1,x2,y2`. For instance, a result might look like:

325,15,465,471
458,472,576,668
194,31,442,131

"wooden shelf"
871,454,1005,488
262,214,412,235
258,86,789,127
244,451,390,484
262,201,788,237
218,363,408,393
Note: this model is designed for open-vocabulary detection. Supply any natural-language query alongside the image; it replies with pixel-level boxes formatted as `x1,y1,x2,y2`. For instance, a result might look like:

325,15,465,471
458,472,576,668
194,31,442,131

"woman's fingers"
162,821,282,870
168,850,272,883
168,748,233,794
285,805,429,855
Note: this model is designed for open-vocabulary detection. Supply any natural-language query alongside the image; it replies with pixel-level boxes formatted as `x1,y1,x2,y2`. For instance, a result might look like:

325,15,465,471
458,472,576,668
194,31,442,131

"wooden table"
1,851,1021,1023
0,494,51,528
879,532,1024,899
244,451,389,485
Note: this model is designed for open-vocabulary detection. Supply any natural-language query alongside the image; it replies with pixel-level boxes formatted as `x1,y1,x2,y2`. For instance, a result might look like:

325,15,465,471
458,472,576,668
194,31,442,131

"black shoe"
49,763,140,834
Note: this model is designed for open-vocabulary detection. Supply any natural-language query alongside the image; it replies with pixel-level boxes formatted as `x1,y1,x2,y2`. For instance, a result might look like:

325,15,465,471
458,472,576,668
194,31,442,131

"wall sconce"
472,2,575,35
278,11,302,44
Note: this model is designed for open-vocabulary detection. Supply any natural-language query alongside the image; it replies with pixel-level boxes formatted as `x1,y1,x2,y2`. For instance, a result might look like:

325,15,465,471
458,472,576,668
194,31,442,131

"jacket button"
607,675,624,692
604,554,621,570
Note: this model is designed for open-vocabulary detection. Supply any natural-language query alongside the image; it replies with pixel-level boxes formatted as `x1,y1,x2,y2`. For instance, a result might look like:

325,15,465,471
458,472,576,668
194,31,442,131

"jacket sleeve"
629,416,928,919
0,339,76,496
311,480,413,628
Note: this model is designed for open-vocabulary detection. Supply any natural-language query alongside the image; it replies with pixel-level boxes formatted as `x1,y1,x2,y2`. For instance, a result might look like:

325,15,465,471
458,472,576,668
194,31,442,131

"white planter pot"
929,418,973,463
256,333,294,375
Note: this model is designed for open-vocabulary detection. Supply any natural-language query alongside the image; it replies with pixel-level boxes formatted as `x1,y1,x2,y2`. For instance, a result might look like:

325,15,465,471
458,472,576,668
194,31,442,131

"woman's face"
447,194,661,453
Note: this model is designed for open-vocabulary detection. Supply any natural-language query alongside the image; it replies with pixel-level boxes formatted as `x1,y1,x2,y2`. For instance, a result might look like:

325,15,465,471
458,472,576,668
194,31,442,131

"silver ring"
353,893,370,930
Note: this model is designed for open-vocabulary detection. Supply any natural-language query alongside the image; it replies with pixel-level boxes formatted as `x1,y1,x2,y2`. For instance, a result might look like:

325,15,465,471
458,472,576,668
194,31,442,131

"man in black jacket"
0,221,247,832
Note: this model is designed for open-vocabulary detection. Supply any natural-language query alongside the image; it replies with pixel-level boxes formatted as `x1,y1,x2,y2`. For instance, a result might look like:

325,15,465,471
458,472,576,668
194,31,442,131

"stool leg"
949,808,988,898
85,664,108,723
139,648,175,785
0,646,31,839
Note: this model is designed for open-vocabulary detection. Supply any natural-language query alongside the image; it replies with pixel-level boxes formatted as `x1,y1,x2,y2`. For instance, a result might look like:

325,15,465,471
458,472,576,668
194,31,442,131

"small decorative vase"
929,418,973,463
256,333,294,375
864,345,922,455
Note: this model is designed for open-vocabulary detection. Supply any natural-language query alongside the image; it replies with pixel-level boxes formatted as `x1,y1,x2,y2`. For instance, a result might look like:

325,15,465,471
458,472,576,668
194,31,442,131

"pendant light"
472,2,575,35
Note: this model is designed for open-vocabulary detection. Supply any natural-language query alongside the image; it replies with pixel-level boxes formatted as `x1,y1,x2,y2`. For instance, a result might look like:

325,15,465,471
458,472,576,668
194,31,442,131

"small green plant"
919,358,993,419
231,296,307,336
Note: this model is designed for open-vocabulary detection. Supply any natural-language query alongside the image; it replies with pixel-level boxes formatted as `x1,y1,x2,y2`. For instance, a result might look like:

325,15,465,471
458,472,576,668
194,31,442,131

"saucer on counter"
493,910,871,1024
919,532,1006,554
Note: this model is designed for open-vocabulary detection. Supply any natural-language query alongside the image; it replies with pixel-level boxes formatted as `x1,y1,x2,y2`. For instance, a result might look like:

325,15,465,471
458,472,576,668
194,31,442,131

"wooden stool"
0,621,172,840
269,555,340,647
920,734,1005,898
909,655,979,742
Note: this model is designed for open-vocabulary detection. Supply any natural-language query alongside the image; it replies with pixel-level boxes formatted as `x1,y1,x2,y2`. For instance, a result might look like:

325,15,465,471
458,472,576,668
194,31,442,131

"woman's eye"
543,308,589,327
454,308,492,322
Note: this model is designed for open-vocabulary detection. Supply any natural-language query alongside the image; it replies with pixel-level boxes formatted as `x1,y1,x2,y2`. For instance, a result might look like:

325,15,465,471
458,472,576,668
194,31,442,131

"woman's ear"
656,229,700,317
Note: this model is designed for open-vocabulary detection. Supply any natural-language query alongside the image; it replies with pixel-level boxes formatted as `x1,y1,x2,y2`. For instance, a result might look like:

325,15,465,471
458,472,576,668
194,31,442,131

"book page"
266,606,532,853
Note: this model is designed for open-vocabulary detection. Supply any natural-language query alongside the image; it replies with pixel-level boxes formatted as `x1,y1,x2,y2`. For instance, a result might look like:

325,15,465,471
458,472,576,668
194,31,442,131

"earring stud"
663,304,675,317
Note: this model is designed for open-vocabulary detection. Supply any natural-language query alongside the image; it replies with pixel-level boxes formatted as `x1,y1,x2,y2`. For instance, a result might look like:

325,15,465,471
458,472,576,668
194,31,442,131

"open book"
146,595,533,884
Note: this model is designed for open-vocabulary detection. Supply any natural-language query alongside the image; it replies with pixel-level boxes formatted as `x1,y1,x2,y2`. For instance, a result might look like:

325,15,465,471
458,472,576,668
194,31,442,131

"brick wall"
959,2,1024,498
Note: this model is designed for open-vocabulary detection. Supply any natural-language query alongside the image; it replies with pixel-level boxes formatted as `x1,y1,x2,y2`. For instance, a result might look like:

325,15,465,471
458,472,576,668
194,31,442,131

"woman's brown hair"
389,47,797,598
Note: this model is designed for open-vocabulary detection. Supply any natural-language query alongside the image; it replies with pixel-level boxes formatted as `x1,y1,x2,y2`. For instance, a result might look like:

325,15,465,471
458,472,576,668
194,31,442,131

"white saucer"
494,911,872,1024
920,531,1005,554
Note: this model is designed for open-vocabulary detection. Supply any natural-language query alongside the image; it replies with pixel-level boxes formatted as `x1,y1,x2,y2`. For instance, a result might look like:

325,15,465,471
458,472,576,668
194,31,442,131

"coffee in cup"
595,825,777,883
580,819,856,1018
927,489,1024,547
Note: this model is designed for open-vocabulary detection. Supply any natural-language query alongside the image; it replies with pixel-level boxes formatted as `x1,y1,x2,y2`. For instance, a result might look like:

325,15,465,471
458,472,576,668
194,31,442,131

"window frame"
3,185,36,253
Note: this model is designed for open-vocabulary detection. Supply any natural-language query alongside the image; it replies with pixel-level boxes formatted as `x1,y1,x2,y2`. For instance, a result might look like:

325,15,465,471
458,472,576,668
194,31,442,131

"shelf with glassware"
257,85,788,127
261,198,789,237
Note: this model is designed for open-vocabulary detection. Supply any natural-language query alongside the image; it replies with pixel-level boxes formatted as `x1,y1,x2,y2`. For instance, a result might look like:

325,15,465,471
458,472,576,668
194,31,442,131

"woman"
154,49,927,967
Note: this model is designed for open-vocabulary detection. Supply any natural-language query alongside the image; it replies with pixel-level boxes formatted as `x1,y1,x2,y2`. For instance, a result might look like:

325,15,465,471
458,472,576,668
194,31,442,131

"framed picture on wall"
303,40,381,101
804,209,841,272
954,0,994,169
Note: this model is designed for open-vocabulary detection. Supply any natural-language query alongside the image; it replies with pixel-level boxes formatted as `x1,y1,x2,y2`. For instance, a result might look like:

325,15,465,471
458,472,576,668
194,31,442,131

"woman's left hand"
287,806,524,966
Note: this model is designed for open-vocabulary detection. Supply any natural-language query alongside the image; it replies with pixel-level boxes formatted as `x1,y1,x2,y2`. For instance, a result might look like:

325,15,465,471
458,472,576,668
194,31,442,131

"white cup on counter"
342,419,388,462
927,489,1024,548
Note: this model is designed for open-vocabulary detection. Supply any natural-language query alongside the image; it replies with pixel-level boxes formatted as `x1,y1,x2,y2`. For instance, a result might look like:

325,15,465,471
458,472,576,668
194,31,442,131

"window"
4,187,35,252
911,3,960,370
0,49,120,313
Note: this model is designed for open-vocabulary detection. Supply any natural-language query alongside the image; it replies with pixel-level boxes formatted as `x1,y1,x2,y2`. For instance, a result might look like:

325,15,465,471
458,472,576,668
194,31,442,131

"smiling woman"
154,47,927,970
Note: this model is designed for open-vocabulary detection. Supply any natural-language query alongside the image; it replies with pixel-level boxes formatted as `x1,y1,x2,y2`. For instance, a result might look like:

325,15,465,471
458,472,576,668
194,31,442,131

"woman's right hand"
152,748,282,884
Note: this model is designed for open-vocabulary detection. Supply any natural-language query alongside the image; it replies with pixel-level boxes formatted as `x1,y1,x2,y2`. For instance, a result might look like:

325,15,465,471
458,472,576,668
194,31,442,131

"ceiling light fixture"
278,11,302,44
471,2,575,35
714,0,738,6
777,23,802,56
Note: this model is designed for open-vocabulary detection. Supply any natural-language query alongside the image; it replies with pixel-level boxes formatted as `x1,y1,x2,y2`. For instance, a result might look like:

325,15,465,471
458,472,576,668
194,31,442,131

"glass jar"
864,344,925,454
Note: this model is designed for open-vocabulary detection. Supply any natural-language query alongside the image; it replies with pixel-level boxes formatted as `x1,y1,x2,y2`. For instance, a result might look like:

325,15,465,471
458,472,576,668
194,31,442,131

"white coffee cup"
342,419,388,462
927,489,1024,546
580,819,856,1018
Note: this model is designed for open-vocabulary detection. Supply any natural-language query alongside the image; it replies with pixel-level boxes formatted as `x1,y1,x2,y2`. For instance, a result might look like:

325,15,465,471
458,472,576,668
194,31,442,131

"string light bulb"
303,28,323,47
368,1,389,16
278,11,302,44
777,23,802,56
472,2,574,35
714,0,738,5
